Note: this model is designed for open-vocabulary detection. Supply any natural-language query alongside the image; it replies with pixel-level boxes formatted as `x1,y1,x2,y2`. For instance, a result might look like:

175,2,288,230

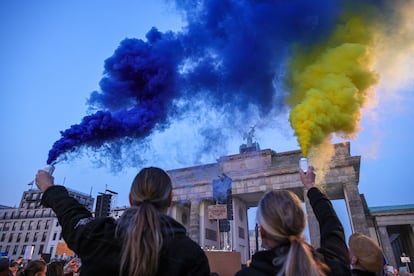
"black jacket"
236,187,350,276
351,269,377,276
41,185,210,276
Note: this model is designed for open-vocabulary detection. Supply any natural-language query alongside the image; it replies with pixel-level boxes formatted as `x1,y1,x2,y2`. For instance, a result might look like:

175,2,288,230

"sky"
1,0,413,235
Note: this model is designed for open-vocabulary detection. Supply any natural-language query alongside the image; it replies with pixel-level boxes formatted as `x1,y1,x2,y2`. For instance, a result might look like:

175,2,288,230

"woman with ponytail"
36,167,210,276
236,165,350,276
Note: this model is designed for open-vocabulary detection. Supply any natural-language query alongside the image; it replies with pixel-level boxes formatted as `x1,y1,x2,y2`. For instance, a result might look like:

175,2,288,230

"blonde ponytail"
284,239,326,276
257,190,328,276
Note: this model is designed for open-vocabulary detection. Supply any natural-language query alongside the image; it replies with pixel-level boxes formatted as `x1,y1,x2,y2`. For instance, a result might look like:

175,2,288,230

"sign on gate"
208,204,227,220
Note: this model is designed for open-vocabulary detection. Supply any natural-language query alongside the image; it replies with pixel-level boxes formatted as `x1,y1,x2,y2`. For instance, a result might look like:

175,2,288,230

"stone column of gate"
378,226,396,268
189,199,201,244
343,183,369,235
411,224,414,251
304,188,320,247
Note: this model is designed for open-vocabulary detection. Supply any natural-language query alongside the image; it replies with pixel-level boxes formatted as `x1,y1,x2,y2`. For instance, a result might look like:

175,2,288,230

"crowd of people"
1,163,397,275
0,256,80,276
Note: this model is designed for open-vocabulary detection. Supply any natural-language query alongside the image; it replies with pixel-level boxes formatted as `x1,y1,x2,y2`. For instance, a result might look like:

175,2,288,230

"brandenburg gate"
166,142,370,264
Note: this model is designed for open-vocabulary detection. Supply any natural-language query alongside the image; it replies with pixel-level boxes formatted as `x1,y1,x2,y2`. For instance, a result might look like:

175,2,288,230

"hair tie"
133,199,151,206
288,235,297,242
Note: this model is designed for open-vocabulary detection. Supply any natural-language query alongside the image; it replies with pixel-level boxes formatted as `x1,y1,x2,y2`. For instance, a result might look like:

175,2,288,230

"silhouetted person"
46,261,64,276
349,232,384,275
20,260,47,276
0,259,9,276
9,261,19,276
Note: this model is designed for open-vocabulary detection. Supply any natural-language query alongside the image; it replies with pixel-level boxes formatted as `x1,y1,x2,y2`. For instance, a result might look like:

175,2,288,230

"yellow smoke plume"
286,13,379,157
307,138,336,191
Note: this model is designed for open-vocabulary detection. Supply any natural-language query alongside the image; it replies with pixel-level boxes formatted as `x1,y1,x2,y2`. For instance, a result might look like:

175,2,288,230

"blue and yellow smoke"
47,0,413,167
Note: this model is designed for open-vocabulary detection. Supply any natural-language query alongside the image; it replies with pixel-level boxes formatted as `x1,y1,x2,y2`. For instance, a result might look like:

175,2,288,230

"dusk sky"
1,0,413,234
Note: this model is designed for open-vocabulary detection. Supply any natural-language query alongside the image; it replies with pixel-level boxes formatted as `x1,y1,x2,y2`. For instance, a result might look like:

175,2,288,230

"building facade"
0,188,94,261
368,205,414,272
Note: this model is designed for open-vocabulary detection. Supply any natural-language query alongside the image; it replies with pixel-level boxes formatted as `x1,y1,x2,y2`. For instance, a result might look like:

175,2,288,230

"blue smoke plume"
47,0,341,165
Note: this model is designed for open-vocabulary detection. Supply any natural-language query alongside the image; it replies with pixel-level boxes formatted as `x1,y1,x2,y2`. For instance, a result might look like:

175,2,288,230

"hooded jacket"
41,185,210,276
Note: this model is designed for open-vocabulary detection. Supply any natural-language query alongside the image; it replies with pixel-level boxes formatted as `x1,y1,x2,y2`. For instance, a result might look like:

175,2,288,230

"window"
5,245,10,253
38,244,44,255
28,220,34,230
16,233,22,242
49,246,54,254
8,233,14,243
41,232,46,242
3,222,10,231
12,221,18,231
21,245,26,255
20,221,25,230
0,233,5,242
45,220,51,230
52,233,57,241
13,245,19,255
36,221,41,230
25,233,30,242
33,232,38,242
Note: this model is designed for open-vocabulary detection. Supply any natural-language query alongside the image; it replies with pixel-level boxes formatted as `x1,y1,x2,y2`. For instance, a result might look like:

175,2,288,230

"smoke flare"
47,0,413,169
47,0,340,166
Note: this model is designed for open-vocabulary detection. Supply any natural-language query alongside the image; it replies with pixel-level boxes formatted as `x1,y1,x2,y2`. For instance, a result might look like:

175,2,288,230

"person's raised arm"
35,168,93,255
299,165,316,190
299,163,350,275
35,169,54,192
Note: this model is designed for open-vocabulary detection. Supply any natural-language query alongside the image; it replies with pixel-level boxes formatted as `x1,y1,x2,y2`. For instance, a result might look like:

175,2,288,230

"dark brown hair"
23,260,46,276
117,167,172,276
